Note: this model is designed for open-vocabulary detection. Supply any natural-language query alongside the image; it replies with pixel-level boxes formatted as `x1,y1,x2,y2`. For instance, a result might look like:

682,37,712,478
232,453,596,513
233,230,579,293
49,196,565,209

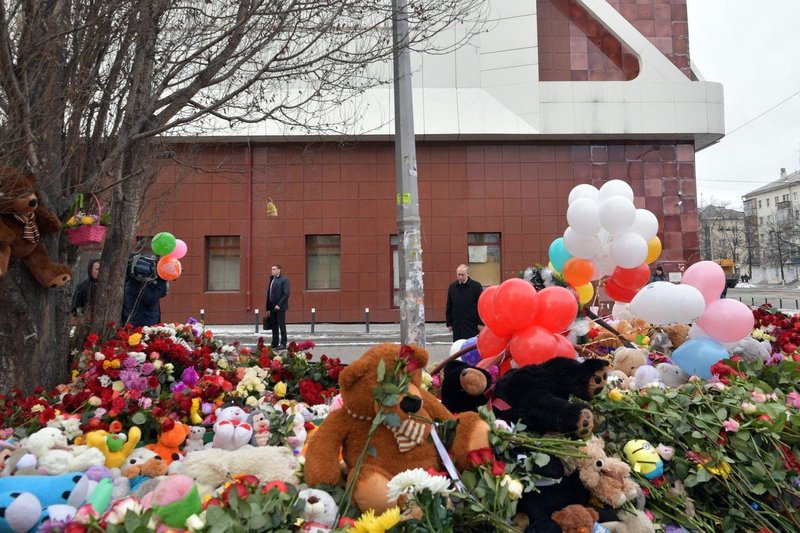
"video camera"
128,253,158,283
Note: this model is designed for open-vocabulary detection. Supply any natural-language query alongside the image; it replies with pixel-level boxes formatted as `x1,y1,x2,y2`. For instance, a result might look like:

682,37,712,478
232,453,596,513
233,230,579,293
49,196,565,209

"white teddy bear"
182,426,206,455
298,488,338,531
286,413,307,455
24,427,105,475
212,406,253,451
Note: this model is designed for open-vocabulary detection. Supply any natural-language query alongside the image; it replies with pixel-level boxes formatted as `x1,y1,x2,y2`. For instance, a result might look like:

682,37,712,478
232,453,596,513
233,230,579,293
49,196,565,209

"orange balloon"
562,258,594,287
645,236,662,264
157,257,182,281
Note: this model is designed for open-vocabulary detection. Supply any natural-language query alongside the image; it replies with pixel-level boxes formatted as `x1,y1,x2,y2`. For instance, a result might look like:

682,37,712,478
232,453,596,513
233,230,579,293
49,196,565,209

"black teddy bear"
439,360,492,413
492,357,609,437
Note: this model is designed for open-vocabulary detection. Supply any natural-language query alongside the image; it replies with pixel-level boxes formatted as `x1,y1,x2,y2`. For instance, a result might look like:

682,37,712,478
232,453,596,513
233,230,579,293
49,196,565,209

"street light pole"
392,0,425,347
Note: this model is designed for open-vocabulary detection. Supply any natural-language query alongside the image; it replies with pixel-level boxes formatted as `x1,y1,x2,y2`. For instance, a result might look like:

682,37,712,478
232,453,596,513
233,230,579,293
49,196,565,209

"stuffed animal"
570,436,639,509
181,426,206,455
248,409,272,447
286,412,307,455
663,324,690,349
551,504,600,533
304,343,489,513
212,405,253,451
616,319,651,344
730,336,771,362
145,420,190,465
297,488,338,531
631,365,662,390
0,167,72,287
140,475,202,530
439,360,492,413
622,440,663,480
612,347,649,379
23,427,105,475
656,363,689,387
177,446,298,491
491,357,609,437
86,427,142,468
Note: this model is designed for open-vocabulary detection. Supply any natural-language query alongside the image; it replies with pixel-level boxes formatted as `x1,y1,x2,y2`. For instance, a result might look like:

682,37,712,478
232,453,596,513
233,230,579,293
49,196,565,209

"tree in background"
0,0,487,392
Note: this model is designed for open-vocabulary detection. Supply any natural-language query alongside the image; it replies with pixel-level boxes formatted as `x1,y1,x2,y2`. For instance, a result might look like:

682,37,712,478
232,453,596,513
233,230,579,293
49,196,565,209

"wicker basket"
66,193,107,246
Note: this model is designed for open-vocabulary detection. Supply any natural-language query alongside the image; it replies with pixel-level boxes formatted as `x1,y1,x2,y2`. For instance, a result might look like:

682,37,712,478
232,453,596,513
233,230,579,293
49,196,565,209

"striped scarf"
388,417,430,453
14,213,39,243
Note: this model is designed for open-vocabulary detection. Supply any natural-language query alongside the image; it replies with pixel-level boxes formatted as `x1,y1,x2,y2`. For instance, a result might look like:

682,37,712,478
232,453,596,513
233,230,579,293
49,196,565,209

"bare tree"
760,214,800,284
698,201,746,265
0,0,487,393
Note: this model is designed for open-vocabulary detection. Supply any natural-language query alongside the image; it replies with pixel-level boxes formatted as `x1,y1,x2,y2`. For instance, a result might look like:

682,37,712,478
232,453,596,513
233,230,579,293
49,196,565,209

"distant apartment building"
742,168,800,284
135,0,724,324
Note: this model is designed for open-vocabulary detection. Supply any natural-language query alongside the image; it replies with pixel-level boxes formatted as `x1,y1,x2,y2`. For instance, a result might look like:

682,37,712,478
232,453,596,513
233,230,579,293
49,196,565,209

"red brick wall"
144,141,698,324
537,0,692,81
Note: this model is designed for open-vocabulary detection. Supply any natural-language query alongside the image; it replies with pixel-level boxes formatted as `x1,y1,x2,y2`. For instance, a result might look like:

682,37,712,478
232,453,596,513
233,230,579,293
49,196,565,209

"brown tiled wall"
537,0,692,81
145,141,698,325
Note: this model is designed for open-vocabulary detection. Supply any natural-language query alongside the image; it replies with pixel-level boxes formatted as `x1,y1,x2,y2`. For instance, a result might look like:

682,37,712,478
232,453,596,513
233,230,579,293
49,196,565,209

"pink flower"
787,391,800,409
723,418,740,433
751,391,767,403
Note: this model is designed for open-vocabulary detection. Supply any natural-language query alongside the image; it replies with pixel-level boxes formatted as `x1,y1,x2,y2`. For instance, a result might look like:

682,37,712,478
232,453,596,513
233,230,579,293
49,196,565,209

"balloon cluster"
551,180,661,304
671,261,754,378
151,232,187,281
476,279,577,368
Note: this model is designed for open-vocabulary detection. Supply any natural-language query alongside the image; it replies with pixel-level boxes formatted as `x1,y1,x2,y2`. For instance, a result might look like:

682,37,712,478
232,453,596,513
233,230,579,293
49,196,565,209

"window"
775,196,779,204
390,235,400,308
766,198,770,206
794,192,798,200
467,232,501,285
306,235,340,290
758,200,762,208
206,236,240,291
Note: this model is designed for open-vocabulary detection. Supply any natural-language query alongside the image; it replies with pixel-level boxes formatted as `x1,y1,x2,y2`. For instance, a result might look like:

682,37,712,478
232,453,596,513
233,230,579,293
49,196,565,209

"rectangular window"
775,196,779,204
206,236,240,291
306,235,340,290
758,200,762,208
390,235,400,308
766,198,770,206
467,232,501,285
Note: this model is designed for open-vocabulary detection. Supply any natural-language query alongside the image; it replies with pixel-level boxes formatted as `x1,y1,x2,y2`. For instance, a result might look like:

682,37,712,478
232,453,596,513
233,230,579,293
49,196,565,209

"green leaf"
382,393,399,407
383,412,401,427
367,446,377,457
376,359,386,382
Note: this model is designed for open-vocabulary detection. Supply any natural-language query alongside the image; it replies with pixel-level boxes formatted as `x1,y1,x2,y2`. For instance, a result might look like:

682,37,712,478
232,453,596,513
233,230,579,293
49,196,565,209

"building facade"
139,0,724,324
742,168,800,284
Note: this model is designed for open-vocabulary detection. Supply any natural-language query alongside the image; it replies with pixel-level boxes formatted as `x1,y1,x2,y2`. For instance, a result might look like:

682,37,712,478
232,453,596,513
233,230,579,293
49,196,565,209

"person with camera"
265,264,290,349
122,253,168,328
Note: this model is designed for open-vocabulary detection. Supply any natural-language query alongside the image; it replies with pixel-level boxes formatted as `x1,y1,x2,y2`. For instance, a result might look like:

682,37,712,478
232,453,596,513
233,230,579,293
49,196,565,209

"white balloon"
563,227,601,259
449,339,466,356
598,179,634,202
609,232,648,268
629,282,684,325
630,209,659,241
568,183,600,204
567,198,602,235
594,254,616,277
612,302,635,321
675,284,706,323
599,196,636,234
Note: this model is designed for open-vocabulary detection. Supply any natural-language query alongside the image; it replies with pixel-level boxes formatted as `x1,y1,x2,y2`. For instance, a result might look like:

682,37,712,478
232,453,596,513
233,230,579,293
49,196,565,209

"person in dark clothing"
121,254,168,328
71,259,100,319
445,264,484,342
649,265,667,283
266,264,291,349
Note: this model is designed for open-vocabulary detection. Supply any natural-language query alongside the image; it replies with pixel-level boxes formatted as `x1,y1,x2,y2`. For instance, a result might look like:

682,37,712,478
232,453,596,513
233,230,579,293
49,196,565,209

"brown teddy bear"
551,504,599,533
304,343,490,513
0,167,71,287
663,323,690,349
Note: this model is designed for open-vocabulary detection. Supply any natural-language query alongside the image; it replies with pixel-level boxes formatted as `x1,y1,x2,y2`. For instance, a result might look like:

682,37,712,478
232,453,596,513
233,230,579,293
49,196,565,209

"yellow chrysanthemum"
128,333,142,346
273,381,287,398
66,216,79,227
372,507,401,531
348,510,375,533
80,215,95,225
700,460,731,478
608,388,624,402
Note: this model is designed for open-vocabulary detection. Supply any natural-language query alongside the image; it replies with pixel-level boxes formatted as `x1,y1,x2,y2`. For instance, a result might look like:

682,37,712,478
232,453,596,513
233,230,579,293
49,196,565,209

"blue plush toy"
0,472,94,532
0,472,86,507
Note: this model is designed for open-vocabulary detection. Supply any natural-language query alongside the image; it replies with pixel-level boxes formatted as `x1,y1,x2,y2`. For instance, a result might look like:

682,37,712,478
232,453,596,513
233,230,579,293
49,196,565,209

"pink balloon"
681,261,726,304
695,299,755,343
166,239,188,260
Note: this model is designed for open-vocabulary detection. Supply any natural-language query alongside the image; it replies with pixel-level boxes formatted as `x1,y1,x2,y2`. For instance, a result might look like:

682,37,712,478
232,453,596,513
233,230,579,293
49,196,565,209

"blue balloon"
671,338,728,379
459,337,480,366
548,238,572,272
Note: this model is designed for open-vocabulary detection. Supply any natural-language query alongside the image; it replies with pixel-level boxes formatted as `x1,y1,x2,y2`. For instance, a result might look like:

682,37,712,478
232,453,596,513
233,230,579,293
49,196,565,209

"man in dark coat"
72,259,100,319
121,254,168,328
445,264,483,341
266,263,291,349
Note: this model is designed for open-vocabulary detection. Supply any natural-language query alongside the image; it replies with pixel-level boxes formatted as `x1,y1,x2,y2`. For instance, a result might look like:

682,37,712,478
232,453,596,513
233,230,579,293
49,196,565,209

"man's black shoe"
278,344,287,350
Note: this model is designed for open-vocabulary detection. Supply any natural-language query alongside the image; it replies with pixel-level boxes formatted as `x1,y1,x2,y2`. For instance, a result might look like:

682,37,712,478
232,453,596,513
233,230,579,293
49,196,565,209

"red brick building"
142,0,722,325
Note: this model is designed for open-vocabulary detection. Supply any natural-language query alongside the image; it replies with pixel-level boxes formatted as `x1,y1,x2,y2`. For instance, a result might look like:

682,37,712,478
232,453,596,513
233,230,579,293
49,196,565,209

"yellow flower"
112,380,124,392
111,359,121,369
348,510,375,533
80,215,95,225
273,381,287,398
699,460,732,478
372,507,401,531
190,397,203,425
66,216,79,227
608,388,624,402
128,333,142,346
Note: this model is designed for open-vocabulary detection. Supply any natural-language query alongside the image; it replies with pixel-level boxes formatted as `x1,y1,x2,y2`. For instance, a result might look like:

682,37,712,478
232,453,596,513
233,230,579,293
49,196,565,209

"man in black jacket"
266,264,291,349
446,264,483,342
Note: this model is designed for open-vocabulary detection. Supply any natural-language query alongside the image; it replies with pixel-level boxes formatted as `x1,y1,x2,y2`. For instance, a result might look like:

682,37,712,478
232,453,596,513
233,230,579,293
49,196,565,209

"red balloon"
493,278,539,333
532,286,578,334
603,279,637,303
477,286,513,337
553,334,577,359
509,325,557,366
612,264,650,290
476,326,510,359
562,258,594,287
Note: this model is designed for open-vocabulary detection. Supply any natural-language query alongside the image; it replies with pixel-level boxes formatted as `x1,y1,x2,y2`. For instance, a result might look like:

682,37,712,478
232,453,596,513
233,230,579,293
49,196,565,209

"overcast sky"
687,0,800,208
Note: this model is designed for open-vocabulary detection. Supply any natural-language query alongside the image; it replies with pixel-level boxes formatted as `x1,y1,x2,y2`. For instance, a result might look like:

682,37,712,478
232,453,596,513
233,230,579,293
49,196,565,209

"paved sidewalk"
205,322,454,364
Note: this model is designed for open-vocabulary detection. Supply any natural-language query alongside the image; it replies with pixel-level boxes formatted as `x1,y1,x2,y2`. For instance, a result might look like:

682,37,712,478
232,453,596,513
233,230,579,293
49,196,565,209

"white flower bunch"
235,366,270,398
386,468,451,502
